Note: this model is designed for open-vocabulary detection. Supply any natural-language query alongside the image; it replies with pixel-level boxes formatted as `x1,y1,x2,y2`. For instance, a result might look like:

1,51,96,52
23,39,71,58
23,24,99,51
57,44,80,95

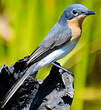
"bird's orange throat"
67,15,86,41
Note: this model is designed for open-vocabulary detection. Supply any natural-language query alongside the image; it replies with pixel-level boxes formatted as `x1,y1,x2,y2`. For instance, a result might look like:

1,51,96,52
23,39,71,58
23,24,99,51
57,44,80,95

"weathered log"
0,57,74,110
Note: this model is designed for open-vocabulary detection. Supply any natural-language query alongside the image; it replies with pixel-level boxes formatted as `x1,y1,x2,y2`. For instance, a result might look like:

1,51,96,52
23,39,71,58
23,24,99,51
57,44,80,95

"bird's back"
27,22,72,66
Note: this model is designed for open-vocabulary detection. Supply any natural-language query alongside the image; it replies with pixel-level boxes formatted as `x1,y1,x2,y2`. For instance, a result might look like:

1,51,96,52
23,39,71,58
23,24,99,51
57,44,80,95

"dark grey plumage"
27,23,72,65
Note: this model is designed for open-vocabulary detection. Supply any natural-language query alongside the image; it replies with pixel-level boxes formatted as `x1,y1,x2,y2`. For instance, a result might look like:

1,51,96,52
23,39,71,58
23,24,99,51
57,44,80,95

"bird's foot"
51,62,72,75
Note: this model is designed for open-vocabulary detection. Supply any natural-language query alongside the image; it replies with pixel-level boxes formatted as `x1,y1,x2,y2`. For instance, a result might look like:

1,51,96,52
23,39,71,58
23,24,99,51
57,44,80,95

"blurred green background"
0,0,101,110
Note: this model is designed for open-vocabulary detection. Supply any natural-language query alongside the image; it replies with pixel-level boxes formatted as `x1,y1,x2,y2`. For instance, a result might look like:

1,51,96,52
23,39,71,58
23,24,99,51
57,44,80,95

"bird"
0,4,96,108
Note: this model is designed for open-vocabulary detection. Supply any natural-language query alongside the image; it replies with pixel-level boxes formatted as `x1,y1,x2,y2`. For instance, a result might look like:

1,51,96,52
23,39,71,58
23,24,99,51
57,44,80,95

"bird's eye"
72,10,78,15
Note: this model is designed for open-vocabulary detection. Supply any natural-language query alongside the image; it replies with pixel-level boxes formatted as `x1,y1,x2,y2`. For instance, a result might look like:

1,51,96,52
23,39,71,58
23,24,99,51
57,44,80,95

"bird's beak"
85,10,96,15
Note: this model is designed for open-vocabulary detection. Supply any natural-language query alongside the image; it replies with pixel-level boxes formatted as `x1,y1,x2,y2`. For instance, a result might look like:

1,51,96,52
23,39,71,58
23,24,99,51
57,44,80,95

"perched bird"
0,4,95,108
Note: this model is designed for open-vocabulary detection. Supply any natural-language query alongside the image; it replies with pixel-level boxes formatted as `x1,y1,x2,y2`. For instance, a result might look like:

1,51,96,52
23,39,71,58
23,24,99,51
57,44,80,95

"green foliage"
0,0,101,110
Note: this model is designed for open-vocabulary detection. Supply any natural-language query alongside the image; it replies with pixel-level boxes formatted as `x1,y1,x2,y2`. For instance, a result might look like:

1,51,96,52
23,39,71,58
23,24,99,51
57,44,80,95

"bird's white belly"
34,40,78,71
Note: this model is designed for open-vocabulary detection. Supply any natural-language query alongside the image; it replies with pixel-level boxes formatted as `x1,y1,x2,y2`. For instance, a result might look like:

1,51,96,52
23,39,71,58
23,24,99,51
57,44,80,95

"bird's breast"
68,21,82,41
71,25,81,41
67,15,85,41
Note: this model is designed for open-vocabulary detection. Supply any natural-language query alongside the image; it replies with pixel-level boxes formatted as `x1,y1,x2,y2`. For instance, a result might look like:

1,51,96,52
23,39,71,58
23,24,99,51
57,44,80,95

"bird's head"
59,4,96,26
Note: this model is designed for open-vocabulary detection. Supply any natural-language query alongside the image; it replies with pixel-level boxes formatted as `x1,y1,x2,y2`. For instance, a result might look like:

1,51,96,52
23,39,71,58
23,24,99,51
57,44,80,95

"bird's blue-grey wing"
26,23,72,65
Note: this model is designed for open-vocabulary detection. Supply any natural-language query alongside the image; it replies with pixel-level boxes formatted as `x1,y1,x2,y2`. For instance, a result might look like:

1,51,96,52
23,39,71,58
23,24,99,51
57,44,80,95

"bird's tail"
0,64,36,109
